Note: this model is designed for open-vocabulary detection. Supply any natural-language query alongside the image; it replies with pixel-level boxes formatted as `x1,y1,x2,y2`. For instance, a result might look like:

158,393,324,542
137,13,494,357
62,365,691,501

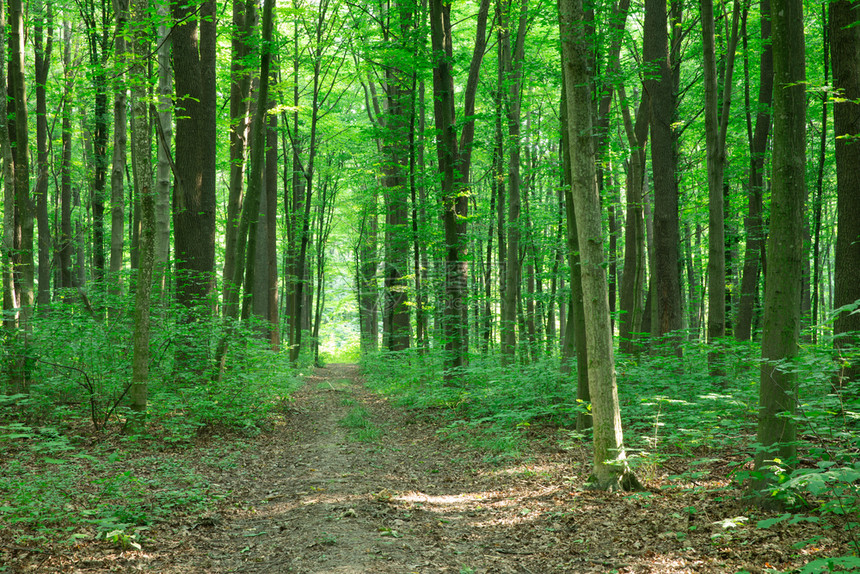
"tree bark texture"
754,0,806,491
560,0,639,490
830,0,860,384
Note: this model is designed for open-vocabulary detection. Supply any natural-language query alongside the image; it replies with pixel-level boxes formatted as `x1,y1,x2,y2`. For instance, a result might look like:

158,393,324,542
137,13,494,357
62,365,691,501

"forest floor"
5,363,851,573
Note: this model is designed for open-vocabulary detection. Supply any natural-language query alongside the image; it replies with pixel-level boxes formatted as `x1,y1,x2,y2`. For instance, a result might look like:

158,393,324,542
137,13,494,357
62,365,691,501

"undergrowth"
1,291,302,550
361,335,860,564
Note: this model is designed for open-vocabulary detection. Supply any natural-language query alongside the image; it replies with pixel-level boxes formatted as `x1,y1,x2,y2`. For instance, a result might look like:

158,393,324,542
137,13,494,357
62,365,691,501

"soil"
6,364,850,573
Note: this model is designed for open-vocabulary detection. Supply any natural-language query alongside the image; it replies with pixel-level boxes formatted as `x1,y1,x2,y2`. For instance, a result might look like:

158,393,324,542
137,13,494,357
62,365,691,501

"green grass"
339,406,382,442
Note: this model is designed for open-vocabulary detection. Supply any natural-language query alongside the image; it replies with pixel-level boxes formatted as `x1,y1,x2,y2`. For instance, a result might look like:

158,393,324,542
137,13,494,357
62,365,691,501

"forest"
1,0,859,569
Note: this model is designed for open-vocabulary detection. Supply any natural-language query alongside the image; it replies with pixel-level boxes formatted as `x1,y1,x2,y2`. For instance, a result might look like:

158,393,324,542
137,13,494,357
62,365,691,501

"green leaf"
756,513,790,529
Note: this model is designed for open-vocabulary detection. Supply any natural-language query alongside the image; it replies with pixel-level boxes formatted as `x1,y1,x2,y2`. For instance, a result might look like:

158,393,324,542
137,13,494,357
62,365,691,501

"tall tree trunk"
223,0,255,317
154,0,172,295
8,0,33,328
618,85,648,354
429,0,489,375
560,0,639,491
1,1,15,328
736,0,773,342
701,0,739,374
830,0,860,385
58,20,73,291
172,0,217,378
110,0,128,302
34,0,53,307
644,0,683,352
500,0,528,364
560,85,590,432
129,0,154,422
753,0,806,498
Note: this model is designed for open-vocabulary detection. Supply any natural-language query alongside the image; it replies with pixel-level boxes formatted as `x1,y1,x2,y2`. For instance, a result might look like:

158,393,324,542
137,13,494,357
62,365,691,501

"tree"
129,0,154,421
429,0,491,375
109,0,128,302
643,0,683,350
34,0,53,307
172,0,217,313
830,0,860,385
500,0,528,364
560,0,639,491
753,0,806,498
735,0,774,342
701,0,740,373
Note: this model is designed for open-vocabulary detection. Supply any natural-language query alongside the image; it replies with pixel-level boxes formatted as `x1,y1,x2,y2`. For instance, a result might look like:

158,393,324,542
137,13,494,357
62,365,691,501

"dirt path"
157,363,537,574
49,363,841,573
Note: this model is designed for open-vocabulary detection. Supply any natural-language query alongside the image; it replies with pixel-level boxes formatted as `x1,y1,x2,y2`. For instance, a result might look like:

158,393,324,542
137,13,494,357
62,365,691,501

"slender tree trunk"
223,0,255,317
1,2,15,327
701,0,739,375
500,0,528,364
560,0,639,491
736,0,773,342
109,0,128,302
559,87,590,432
753,0,806,499
130,0,154,422
429,0,489,375
34,0,53,307
8,0,34,329
618,86,648,354
154,0,172,295
58,20,73,291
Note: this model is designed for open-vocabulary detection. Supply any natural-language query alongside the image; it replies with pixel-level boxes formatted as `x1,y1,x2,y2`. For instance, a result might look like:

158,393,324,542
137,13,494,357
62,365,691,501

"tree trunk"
8,0,34,330
644,0,683,352
618,85,648,354
429,0,489,375
172,0,217,313
830,0,860,385
34,0,53,307
560,88,590,432
736,0,773,342
222,0,255,317
110,0,128,303
560,0,639,491
154,0,172,296
500,0,528,364
753,0,806,499
129,0,155,423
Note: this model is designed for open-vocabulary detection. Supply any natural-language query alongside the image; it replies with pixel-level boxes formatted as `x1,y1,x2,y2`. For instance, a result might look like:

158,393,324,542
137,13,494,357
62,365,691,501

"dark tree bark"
8,0,34,328
753,0,806,497
129,0,154,421
736,0,773,342
830,0,860,385
58,20,73,291
644,0,683,352
222,0,256,317
172,0,217,312
559,86,590,432
429,0,490,375
500,0,528,364
34,0,53,307
109,0,128,303
618,85,648,354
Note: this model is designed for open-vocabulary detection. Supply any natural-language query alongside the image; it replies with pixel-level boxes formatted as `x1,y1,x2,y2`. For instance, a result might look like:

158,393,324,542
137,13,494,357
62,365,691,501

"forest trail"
46,364,831,573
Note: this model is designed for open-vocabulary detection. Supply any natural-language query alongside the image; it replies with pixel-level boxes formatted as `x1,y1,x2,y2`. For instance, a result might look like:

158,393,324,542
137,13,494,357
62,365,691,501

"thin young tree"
560,0,639,490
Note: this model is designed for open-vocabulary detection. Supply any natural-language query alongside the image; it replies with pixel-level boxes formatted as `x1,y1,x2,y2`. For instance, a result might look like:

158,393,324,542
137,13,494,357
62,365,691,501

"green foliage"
339,405,382,442
0,438,212,546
